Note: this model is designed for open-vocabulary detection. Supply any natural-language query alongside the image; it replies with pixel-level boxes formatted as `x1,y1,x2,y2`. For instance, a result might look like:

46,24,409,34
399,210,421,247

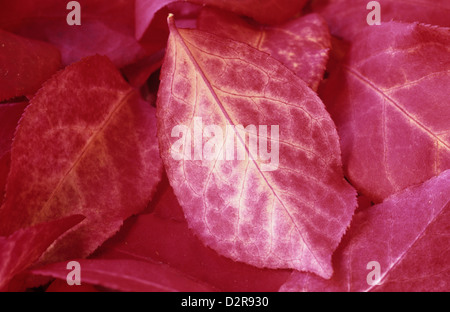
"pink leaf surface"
312,0,450,40
281,170,450,292
198,9,331,91
0,55,163,262
0,29,60,101
33,259,215,292
94,180,292,292
156,16,356,278
135,0,308,39
0,0,148,67
321,22,450,202
0,215,84,290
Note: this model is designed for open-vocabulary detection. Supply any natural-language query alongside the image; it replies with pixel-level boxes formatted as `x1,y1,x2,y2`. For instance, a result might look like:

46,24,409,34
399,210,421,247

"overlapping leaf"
157,16,356,278
312,0,450,40
321,22,450,202
0,215,84,290
0,30,60,101
0,102,27,201
281,170,450,292
93,180,292,292
33,259,215,292
0,55,163,262
197,9,331,91
135,0,308,39
0,0,149,67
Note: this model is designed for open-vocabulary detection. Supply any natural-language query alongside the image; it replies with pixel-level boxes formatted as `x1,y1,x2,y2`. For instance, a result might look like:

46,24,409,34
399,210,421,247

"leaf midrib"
345,65,450,150
36,89,135,221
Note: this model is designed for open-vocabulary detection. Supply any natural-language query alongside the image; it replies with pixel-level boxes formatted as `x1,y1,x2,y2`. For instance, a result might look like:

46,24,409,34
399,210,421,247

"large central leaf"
157,16,356,278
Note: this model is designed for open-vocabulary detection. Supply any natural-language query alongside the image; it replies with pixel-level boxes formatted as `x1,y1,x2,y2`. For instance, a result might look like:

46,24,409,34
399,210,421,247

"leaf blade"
322,22,450,202
157,17,357,278
197,9,331,91
0,55,163,262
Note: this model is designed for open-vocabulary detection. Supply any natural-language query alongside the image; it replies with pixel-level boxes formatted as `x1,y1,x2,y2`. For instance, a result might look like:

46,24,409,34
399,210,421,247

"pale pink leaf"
157,16,357,278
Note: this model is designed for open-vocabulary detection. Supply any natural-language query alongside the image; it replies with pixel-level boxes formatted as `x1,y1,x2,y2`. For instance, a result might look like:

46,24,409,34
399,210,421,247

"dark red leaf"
197,9,331,91
0,55,163,263
33,259,215,292
0,30,60,101
121,49,166,88
0,0,148,67
0,102,28,203
0,215,84,290
281,170,450,292
321,22,450,202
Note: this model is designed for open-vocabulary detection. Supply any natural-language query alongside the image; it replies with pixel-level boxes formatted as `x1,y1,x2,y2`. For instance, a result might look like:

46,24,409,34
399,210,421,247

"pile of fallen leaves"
0,0,448,292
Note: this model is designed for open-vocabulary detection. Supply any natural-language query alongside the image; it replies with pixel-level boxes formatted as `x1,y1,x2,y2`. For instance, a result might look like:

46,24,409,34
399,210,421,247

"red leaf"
312,0,450,41
197,9,331,91
0,0,148,67
33,259,215,292
0,215,84,290
0,30,60,101
135,0,308,39
0,102,27,159
156,16,356,278
321,22,450,202
0,102,28,201
0,55,163,262
94,182,292,292
281,170,450,292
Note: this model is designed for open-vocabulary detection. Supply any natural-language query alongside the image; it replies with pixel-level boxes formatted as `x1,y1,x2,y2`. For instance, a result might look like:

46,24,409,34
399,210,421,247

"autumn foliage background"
0,0,449,292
